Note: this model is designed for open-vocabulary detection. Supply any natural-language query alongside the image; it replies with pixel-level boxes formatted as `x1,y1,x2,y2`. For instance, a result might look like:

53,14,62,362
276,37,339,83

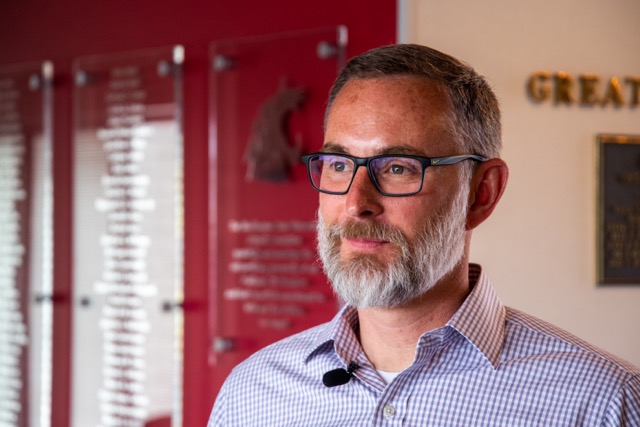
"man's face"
317,76,470,309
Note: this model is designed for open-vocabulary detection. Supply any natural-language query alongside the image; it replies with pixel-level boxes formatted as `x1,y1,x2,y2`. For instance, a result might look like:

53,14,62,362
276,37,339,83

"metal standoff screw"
317,41,338,59
79,295,92,307
157,60,172,77
213,337,235,353
75,70,89,87
161,300,184,312
212,55,235,71
28,74,41,91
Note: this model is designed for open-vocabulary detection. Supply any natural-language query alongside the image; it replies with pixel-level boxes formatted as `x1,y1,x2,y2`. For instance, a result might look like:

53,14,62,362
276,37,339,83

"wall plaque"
597,134,640,285
0,61,53,427
72,46,184,427
209,28,347,392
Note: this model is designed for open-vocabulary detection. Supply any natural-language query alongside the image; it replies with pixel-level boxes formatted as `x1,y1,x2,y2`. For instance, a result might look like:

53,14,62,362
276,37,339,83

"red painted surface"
0,2,396,426
209,28,346,398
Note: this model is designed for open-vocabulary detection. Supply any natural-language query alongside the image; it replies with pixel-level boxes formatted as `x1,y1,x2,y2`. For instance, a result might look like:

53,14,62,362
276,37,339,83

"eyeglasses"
300,152,488,196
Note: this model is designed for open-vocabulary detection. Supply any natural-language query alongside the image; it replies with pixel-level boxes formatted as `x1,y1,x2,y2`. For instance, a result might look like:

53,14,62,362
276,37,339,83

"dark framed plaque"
209,28,347,391
597,134,640,285
72,46,184,427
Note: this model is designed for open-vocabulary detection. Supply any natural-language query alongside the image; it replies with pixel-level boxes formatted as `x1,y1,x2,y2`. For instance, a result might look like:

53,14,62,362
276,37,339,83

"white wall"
399,0,640,366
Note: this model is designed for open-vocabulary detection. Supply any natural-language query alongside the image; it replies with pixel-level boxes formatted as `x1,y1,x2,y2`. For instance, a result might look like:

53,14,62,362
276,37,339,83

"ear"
466,158,509,230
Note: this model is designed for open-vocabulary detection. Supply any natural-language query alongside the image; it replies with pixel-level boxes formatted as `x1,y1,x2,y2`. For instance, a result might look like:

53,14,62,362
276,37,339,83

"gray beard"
316,186,469,309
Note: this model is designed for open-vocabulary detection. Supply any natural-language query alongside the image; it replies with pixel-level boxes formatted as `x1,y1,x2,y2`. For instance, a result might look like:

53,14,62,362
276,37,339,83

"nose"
345,167,383,218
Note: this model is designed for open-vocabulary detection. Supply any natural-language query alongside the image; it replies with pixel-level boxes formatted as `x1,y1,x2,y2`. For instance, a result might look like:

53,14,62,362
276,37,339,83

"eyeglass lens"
308,154,424,195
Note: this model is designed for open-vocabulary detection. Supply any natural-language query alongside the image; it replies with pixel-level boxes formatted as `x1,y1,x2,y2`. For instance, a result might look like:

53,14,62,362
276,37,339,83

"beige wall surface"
400,0,640,365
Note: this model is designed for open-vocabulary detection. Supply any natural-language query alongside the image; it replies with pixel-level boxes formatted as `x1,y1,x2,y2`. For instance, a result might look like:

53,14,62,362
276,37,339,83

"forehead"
324,76,457,155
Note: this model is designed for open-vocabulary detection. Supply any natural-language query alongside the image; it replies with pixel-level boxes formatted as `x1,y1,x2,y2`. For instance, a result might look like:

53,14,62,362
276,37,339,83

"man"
209,44,640,426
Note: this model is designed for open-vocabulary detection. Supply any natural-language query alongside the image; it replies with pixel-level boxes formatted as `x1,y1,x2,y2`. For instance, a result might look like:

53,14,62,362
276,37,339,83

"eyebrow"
320,142,427,157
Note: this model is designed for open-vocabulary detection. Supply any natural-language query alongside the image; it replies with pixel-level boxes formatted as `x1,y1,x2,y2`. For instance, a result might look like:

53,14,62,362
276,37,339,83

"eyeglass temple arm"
430,154,488,166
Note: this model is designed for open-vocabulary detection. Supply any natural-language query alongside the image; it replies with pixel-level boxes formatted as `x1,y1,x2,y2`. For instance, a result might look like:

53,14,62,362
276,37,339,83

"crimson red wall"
0,1,396,426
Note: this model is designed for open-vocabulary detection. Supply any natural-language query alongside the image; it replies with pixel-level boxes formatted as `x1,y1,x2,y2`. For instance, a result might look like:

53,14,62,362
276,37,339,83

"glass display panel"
209,28,347,390
72,46,184,427
0,61,53,427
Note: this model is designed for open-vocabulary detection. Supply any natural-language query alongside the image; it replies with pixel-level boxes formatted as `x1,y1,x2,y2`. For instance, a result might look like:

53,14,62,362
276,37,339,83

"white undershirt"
377,369,401,384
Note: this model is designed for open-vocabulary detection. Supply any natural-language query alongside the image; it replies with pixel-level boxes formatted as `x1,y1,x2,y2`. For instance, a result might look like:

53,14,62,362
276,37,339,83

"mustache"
325,220,408,245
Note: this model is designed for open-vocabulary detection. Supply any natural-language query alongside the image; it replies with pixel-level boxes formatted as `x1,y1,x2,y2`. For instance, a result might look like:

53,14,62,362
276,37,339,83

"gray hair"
325,44,502,159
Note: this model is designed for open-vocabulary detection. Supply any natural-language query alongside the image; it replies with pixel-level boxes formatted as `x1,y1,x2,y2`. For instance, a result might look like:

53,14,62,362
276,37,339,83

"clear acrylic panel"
209,28,347,390
0,61,53,427
72,46,184,427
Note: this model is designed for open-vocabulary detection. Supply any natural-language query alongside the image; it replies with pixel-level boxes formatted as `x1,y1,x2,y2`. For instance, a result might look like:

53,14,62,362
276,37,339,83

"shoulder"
210,322,338,425
501,307,640,423
504,307,639,375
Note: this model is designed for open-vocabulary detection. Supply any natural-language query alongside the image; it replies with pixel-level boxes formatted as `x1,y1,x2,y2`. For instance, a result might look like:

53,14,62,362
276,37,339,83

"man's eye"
391,165,406,174
332,162,346,172
324,158,353,173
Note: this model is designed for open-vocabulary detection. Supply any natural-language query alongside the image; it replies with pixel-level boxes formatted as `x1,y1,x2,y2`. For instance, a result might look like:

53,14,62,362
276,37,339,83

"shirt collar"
304,264,506,368
304,304,359,364
446,263,506,368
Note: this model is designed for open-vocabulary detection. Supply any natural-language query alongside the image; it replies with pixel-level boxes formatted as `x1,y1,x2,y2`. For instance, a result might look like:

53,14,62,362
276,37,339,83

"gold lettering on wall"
601,76,624,106
527,71,551,102
553,71,574,104
579,73,599,106
527,71,640,107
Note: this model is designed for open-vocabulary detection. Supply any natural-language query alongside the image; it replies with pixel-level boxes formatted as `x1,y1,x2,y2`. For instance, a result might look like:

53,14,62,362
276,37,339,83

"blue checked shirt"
209,264,640,426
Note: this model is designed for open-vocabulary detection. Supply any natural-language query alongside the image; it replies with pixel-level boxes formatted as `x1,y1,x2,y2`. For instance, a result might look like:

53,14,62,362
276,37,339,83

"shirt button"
383,405,396,418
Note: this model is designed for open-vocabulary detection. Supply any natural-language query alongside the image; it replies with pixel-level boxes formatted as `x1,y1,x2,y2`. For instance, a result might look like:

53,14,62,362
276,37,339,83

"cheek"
392,198,435,231
318,194,340,221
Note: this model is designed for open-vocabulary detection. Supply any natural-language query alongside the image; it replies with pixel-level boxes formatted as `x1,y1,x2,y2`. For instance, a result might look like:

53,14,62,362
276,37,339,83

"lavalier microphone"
322,361,358,387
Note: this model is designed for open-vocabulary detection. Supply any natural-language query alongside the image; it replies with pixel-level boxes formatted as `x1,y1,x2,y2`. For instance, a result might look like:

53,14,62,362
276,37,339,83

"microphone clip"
322,361,358,388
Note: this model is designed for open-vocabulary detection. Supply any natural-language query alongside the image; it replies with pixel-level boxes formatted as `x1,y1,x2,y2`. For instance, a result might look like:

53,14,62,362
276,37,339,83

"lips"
344,237,388,250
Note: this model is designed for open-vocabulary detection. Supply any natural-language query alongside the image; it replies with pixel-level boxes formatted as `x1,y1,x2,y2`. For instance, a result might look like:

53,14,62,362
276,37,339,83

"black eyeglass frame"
300,152,488,197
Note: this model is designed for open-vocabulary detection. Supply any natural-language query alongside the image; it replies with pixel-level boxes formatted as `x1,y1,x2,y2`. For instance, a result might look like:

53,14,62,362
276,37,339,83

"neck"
357,263,470,372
